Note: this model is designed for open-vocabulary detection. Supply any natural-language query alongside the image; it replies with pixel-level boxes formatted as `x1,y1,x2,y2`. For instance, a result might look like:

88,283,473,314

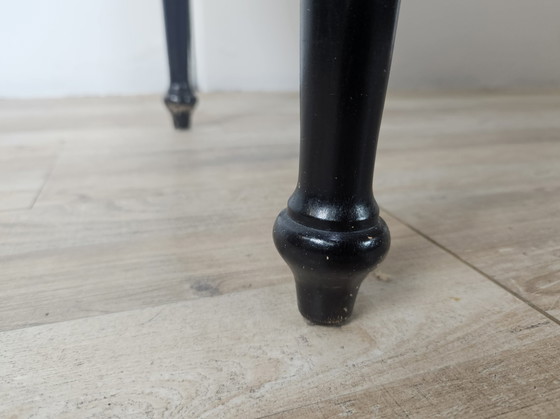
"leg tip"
295,280,360,326
171,112,192,130
164,94,196,130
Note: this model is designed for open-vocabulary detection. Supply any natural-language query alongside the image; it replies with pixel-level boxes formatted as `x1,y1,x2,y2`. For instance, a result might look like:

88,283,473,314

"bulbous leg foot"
274,210,390,325
164,94,196,130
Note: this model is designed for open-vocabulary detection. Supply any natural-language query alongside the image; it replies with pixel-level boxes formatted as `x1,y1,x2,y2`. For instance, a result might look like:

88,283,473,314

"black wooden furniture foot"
164,86,195,129
170,111,191,130
274,212,390,325
163,0,197,130
273,0,400,325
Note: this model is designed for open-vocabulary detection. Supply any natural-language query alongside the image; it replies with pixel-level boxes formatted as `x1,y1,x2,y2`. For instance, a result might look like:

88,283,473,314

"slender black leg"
163,0,197,129
273,0,400,325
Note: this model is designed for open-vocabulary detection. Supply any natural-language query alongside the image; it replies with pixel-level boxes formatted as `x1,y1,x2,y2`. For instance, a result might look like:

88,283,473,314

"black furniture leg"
273,0,400,325
163,0,197,129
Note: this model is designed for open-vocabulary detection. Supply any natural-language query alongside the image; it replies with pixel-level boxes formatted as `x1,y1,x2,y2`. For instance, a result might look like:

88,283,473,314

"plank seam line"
380,207,560,328
29,149,63,210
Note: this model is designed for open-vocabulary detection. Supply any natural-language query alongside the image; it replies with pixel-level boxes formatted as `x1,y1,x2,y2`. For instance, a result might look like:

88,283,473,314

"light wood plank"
2,93,560,417
0,158,295,330
0,93,299,140
1,218,559,417
272,337,560,418
0,144,59,211
0,93,299,331
376,92,560,319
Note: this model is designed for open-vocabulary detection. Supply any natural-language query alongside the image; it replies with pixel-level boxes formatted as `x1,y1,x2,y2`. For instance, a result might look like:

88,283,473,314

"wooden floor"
1,92,559,418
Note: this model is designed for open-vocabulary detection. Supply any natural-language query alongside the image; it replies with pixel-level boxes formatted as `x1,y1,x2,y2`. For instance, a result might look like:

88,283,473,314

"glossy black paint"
273,0,400,325
163,0,197,129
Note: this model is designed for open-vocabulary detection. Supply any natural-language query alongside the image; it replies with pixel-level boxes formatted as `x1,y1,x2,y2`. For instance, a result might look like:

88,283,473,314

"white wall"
1,0,560,98
392,0,560,90
192,0,299,91
0,0,168,98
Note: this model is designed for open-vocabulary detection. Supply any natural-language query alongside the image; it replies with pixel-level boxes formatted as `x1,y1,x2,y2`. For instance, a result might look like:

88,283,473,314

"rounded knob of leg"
273,209,390,325
164,84,197,130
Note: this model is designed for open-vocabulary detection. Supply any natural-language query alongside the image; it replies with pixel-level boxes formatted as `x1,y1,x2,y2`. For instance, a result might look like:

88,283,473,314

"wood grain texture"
376,92,560,319
0,94,299,331
0,142,59,211
271,336,560,418
2,217,559,418
2,93,560,417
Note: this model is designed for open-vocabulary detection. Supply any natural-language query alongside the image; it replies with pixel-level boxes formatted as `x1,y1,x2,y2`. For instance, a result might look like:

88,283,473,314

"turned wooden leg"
163,0,197,129
273,0,400,325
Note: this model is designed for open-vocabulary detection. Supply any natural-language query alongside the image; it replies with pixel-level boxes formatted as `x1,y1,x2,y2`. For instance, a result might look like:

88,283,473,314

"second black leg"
163,0,197,129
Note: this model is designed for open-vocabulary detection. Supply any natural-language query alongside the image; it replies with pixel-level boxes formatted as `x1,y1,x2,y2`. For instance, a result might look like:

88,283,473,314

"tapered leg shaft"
163,0,197,129
273,0,400,325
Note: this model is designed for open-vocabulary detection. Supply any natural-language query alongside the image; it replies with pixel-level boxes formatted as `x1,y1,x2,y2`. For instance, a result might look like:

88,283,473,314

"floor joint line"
29,150,63,210
380,207,560,327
